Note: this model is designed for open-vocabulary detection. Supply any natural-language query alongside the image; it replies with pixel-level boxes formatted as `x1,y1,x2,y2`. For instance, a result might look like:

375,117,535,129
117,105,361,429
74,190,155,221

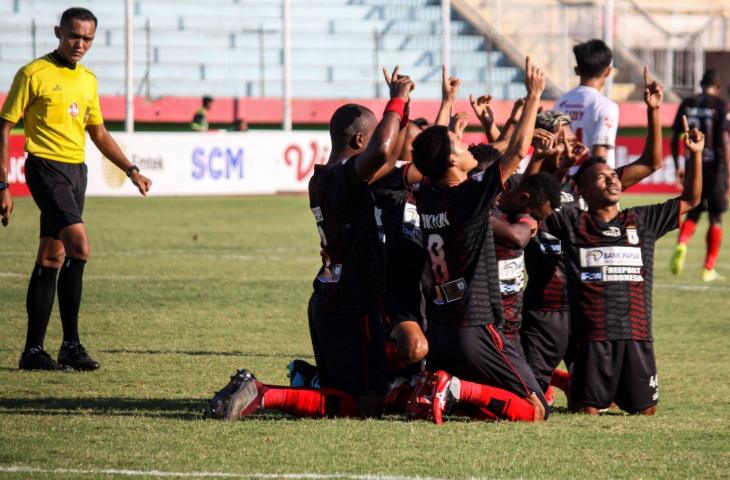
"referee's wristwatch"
126,165,140,178
0,181,8,191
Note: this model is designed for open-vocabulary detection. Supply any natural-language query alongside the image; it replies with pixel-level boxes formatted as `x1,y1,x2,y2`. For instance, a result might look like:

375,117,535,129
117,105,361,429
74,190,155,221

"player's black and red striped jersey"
414,161,505,331
523,180,581,312
492,207,525,337
309,158,385,317
543,198,681,341
672,94,729,174
369,165,426,324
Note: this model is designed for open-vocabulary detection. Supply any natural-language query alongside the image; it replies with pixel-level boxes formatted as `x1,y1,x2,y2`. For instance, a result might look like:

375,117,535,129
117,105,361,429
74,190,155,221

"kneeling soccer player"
410,58,550,423
542,116,704,415
203,72,415,421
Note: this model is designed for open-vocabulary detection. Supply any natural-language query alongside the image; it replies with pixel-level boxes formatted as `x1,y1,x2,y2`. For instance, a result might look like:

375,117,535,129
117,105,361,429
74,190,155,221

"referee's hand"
0,189,12,226
130,171,152,196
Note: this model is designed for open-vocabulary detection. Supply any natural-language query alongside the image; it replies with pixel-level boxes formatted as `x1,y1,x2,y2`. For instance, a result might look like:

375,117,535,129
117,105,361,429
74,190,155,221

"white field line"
0,465,446,480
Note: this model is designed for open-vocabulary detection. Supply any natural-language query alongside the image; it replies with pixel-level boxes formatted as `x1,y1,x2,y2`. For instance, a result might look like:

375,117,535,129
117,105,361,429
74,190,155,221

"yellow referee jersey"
0,53,104,164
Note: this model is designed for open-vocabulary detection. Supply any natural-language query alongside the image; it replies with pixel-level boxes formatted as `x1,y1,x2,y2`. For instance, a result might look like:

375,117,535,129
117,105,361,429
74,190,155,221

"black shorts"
25,154,87,238
521,309,571,391
570,340,658,413
691,165,728,215
307,293,388,397
427,323,549,416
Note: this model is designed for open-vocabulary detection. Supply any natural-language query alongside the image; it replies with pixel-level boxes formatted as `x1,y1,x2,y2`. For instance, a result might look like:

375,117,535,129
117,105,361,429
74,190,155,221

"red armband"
384,98,406,121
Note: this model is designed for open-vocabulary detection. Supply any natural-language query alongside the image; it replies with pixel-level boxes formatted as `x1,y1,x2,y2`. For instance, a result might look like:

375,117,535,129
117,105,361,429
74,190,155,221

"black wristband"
0,181,8,191
126,165,140,178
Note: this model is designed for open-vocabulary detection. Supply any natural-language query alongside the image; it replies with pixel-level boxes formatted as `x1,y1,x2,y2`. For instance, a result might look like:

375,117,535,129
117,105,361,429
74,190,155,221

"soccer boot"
203,369,255,419
57,341,100,371
225,373,265,421
702,268,726,282
405,370,433,420
19,346,67,371
430,370,460,425
287,359,319,388
384,375,415,414
670,243,687,275
544,385,555,408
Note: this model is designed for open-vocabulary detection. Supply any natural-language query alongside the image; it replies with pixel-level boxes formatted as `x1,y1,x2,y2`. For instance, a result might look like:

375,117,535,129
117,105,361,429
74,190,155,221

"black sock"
57,257,86,344
25,264,59,352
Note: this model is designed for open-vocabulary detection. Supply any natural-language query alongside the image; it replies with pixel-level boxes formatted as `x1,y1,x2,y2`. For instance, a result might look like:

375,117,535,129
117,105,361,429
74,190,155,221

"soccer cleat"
702,268,726,282
287,359,319,388
384,376,415,414
203,369,255,420
544,385,555,407
57,342,100,371
405,371,433,421
18,346,67,371
430,370,460,425
225,373,265,421
670,243,687,275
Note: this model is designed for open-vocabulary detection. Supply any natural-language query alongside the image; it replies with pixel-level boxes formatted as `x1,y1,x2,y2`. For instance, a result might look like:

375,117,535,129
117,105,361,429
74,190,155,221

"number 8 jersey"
414,161,506,332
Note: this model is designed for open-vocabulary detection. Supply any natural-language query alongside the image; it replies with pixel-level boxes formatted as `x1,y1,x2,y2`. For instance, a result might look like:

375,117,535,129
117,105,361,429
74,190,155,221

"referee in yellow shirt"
0,8,152,371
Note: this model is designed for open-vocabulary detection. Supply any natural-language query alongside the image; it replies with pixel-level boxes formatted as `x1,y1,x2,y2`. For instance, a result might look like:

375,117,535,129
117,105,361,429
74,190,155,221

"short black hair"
60,7,98,28
329,103,375,147
412,125,452,180
573,39,612,79
202,96,213,107
468,143,500,172
700,69,720,88
411,117,429,129
516,172,563,210
573,156,607,187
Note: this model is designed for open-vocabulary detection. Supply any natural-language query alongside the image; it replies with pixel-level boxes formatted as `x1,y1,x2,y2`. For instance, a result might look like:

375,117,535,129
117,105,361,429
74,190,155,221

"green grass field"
1,194,729,479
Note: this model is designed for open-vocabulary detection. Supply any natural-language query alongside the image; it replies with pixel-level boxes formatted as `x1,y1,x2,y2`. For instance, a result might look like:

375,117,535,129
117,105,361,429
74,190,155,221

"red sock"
262,386,358,418
458,379,537,422
705,224,723,270
550,369,571,395
678,218,698,245
385,340,405,373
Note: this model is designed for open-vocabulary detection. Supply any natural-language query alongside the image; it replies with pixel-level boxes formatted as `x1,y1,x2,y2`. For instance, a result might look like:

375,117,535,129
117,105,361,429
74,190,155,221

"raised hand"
531,128,558,159
449,111,470,140
383,65,415,102
442,65,461,103
683,115,705,154
643,65,663,109
0,188,12,226
508,97,526,124
469,94,495,128
524,57,545,98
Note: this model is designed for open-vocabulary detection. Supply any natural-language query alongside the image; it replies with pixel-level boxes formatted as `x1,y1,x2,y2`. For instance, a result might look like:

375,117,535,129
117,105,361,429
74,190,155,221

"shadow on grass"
99,349,313,359
0,397,205,420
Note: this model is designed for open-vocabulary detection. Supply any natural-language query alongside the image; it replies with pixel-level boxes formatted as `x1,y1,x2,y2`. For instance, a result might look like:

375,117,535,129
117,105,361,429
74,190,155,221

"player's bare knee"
528,393,546,422
36,240,65,268
64,239,90,260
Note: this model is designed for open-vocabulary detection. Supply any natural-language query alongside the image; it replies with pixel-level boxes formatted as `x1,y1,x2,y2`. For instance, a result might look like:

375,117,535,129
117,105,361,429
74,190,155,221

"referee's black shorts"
307,293,388,397
24,154,87,238
427,323,549,416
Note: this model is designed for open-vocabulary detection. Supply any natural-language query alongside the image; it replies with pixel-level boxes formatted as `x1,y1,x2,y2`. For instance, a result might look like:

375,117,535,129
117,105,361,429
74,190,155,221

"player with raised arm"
543,115,703,415
521,68,666,399
203,71,414,421
0,8,152,371
670,69,730,282
556,39,619,166
408,58,550,423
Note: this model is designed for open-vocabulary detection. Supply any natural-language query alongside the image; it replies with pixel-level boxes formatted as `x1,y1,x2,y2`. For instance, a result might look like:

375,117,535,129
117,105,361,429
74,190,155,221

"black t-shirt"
414,161,505,331
309,158,385,317
369,165,426,322
492,207,526,336
672,94,729,174
543,198,681,341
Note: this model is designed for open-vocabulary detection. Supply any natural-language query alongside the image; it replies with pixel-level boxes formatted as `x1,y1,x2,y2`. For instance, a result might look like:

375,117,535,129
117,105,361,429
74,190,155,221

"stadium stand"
0,0,531,100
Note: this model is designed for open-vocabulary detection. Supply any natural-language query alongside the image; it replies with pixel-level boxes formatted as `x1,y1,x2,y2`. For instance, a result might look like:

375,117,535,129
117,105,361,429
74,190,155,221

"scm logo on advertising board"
192,147,245,180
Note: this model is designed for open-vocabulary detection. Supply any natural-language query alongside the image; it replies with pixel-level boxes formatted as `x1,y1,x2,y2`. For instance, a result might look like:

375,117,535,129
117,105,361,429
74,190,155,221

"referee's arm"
86,123,152,195
0,118,16,225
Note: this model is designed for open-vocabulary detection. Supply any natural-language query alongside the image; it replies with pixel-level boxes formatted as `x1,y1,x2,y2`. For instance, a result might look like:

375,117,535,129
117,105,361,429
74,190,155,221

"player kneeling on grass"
203,71,414,421
407,58,550,423
541,116,704,415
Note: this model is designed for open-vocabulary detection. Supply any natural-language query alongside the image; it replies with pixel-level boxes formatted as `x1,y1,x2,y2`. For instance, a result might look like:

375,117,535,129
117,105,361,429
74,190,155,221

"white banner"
85,131,331,196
